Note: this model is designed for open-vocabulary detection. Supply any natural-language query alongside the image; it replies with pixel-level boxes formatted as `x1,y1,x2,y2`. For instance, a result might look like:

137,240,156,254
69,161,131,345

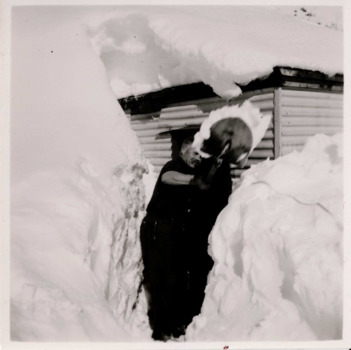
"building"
119,66,343,177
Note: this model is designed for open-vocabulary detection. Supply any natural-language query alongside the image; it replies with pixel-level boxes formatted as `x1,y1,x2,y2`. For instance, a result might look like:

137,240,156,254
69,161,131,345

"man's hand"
191,157,223,190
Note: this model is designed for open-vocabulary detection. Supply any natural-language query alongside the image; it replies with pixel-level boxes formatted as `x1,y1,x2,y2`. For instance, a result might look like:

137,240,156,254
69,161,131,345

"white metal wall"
129,90,275,176
279,89,343,156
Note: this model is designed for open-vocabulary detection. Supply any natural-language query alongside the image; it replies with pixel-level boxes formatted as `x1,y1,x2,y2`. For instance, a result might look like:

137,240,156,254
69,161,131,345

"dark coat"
140,157,232,339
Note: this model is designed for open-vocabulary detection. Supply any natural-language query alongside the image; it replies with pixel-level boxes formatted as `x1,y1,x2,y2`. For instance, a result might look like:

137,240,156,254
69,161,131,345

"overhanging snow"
88,6,343,98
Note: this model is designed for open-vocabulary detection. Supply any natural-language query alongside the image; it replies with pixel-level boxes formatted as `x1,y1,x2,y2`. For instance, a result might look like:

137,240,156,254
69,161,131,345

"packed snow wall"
187,134,343,341
11,7,152,341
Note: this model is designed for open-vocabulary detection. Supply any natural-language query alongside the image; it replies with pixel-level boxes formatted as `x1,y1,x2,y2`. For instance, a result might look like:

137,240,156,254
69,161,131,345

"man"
140,134,232,341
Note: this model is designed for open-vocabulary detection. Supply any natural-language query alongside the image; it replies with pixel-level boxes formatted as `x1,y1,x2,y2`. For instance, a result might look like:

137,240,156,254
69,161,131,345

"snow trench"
10,6,343,341
11,128,343,342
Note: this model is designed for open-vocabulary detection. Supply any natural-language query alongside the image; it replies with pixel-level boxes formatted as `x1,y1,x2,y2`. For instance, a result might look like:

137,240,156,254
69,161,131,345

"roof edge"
118,67,343,115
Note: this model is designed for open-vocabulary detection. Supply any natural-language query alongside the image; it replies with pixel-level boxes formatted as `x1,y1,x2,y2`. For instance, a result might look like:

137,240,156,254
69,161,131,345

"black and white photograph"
0,1,350,349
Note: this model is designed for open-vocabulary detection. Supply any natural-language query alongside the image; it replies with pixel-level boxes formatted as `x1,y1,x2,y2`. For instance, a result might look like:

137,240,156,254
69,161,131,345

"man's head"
180,137,201,168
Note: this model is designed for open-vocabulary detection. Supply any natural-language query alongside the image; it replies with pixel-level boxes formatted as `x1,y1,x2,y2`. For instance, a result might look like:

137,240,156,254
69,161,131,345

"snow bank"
11,7,152,341
187,134,343,341
88,6,343,98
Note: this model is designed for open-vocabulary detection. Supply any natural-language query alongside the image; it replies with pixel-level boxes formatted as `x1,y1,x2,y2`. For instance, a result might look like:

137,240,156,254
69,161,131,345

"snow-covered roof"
88,6,343,99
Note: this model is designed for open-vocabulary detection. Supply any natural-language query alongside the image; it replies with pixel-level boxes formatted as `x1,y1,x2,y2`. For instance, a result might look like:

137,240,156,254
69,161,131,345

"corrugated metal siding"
129,90,275,176
280,89,343,156
228,92,275,178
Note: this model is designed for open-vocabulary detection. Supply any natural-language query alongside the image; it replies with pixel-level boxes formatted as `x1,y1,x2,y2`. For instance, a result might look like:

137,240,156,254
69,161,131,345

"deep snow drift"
10,7,153,341
88,6,342,98
187,134,343,341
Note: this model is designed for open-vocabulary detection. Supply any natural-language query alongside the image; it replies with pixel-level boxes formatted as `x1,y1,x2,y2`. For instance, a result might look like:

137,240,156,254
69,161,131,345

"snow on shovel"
192,101,272,167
